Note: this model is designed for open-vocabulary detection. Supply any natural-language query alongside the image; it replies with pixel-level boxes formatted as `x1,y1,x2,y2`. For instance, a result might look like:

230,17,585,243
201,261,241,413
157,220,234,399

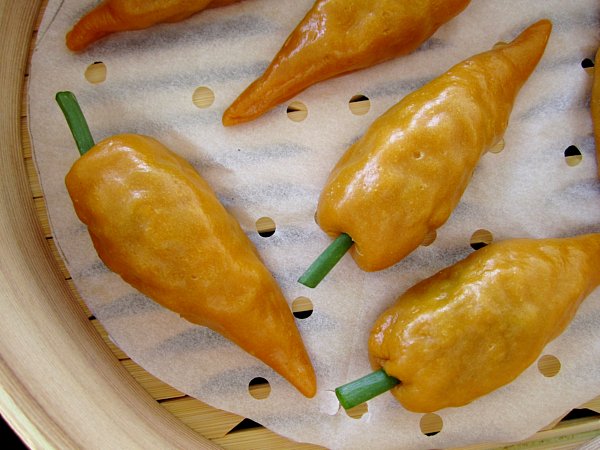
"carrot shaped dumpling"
316,20,552,272
66,0,244,52
222,0,471,126
369,234,600,413
65,134,316,397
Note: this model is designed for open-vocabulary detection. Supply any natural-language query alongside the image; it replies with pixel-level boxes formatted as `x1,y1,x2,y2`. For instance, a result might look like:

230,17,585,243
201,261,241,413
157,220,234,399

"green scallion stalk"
55,91,95,155
298,233,353,288
335,369,400,410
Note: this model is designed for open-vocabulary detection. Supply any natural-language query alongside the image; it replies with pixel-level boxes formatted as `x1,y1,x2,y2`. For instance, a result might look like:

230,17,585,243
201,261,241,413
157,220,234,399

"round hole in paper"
538,354,561,378
582,58,595,76
84,61,107,84
286,101,308,122
421,230,437,247
564,145,583,167
292,296,313,319
192,86,215,108
349,94,371,115
488,139,505,154
255,216,276,237
470,229,493,250
420,413,443,436
582,58,594,69
345,401,368,419
248,377,271,400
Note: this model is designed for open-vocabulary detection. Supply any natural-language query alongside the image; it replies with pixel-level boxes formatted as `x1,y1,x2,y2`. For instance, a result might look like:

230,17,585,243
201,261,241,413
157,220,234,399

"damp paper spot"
29,1,600,449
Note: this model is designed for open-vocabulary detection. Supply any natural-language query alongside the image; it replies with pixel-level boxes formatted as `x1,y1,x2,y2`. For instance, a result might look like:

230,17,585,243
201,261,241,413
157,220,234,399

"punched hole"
420,413,443,436
255,216,276,237
488,139,505,154
421,230,437,247
470,229,493,250
582,58,595,76
345,402,368,419
564,145,583,166
192,86,215,108
538,354,561,378
84,61,107,84
349,94,371,115
286,101,308,122
582,58,595,68
292,296,313,319
248,377,271,399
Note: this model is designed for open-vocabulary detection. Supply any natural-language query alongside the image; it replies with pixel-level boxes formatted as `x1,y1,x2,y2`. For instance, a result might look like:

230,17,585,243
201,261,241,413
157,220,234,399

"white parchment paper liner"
29,1,600,448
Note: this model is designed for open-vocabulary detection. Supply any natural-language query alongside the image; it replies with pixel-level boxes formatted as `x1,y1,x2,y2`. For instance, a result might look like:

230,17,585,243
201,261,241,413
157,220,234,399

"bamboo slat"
161,396,244,440
121,359,186,401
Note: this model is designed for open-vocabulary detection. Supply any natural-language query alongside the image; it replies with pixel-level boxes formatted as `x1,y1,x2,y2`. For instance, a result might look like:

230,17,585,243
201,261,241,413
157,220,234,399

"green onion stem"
335,369,400,410
55,91,95,156
298,233,353,288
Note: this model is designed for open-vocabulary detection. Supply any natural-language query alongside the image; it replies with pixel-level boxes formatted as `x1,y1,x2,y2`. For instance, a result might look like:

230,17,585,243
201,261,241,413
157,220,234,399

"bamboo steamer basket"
0,1,599,448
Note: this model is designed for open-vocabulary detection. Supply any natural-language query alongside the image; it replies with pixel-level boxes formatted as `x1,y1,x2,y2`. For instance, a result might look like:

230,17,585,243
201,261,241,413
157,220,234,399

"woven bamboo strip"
161,396,245,440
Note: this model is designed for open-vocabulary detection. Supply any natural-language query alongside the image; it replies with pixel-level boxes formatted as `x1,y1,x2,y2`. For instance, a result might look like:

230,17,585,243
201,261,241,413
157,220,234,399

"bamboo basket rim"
0,1,218,447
